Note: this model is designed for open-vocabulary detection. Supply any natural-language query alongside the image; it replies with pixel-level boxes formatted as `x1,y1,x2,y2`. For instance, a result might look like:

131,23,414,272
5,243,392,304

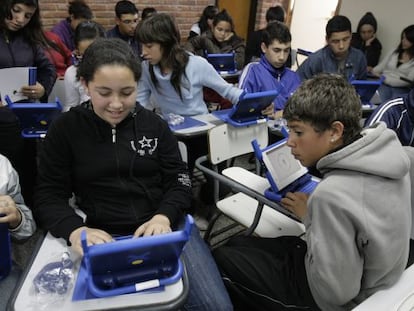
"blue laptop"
351,76,384,107
206,52,237,74
79,215,193,298
5,95,62,138
212,90,278,127
252,138,318,202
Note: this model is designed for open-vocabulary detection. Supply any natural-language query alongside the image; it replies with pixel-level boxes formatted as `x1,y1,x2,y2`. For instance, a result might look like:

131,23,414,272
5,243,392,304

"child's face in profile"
286,120,333,167
82,64,137,127
261,39,291,69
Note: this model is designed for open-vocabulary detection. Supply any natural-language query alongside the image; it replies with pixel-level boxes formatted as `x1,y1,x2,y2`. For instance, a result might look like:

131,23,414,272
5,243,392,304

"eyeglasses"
121,19,138,25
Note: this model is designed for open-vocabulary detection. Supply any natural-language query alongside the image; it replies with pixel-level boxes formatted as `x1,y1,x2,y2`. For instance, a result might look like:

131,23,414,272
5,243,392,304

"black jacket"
34,102,192,242
351,33,382,68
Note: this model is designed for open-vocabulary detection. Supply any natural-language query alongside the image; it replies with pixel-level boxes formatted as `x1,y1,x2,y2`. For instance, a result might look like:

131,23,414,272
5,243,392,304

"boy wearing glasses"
297,15,367,81
106,0,141,57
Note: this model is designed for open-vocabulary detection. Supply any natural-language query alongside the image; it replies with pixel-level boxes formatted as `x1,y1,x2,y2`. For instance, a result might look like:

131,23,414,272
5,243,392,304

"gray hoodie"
305,122,411,310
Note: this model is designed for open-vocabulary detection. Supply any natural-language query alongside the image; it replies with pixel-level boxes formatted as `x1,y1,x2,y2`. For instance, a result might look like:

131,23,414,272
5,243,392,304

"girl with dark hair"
188,5,218,39
186,9,246,70
34,37,233,311
136,13,243,174
351,12,382,70
64,20,106,111
0,0,57,207
372,24,414,102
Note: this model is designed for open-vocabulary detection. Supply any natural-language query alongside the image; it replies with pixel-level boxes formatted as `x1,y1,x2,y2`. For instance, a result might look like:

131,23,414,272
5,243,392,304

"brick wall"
38,0,285,42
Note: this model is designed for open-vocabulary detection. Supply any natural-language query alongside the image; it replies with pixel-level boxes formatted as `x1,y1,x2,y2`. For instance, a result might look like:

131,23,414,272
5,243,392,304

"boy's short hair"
326,15,352,38
114,0,138,18
283,73,362,144
262,21,291,45
68,0,93,20
265,6,285,23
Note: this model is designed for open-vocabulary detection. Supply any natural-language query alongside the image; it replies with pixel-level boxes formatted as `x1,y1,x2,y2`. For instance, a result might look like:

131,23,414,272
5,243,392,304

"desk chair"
195,123,304,246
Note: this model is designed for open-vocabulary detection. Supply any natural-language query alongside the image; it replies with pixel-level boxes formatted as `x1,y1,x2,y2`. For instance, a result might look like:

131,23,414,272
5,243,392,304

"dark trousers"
213,235,320,311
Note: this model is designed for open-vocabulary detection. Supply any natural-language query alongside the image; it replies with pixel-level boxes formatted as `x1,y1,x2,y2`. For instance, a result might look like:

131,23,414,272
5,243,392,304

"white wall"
339,0,414,62
290,0,414,67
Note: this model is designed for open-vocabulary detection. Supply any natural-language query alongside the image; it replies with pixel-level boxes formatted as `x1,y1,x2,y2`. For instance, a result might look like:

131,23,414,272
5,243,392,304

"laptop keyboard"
300,180,318,194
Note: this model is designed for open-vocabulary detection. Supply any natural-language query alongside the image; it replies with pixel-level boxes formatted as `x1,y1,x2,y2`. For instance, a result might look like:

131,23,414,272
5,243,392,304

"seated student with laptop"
33,38,232,311
239,21,301,120
213,73,412,311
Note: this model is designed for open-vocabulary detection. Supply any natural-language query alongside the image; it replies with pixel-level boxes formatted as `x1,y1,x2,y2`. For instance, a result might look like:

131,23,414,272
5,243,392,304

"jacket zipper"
112,127,116,143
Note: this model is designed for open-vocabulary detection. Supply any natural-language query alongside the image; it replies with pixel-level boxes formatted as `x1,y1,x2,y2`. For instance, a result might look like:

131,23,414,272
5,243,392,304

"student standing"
0,0,57,207
213,74,411,311
239,21,300,119
297,15,367,81
33,38,233,311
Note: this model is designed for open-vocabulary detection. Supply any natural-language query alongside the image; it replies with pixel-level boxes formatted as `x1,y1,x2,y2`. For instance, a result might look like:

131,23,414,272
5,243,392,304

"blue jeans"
182,227,233,311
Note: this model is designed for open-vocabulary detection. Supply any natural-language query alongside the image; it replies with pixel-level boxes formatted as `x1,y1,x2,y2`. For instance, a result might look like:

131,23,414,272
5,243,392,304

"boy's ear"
260,42,267,54
330,121,344,141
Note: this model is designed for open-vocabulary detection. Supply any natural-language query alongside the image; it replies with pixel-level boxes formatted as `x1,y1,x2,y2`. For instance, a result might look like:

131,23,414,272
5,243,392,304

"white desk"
9,232,188,311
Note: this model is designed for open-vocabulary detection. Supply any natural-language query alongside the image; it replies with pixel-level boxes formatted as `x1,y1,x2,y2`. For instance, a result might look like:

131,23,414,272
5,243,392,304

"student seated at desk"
297,15,367,82
213,74,412,311
185,9,245,71
0,154,36,311
239,21,300,120
33,38,232,311
136,13,243,174
365,87,414,146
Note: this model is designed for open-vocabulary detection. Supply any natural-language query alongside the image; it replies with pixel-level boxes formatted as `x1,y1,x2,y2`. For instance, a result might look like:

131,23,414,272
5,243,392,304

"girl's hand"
21,82,45,100
69,226,113,255
134,214,171,237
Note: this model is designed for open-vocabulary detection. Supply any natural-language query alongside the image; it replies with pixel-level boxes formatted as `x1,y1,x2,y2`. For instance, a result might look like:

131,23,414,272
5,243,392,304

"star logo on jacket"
131,136,159,156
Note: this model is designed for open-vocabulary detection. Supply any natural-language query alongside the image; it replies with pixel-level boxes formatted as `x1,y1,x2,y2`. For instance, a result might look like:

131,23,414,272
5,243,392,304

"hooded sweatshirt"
305,122,411,310
33,102,192,242
365,89,414,146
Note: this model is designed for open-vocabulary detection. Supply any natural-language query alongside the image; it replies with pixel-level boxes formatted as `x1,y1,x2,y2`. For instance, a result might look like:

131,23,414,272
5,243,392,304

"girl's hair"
198,5,218,34
77,37,141,83
1,0,46,46
284,73,362,145
74,20,106,49
212,9,234,32
137,13,189,99
396,24,414,58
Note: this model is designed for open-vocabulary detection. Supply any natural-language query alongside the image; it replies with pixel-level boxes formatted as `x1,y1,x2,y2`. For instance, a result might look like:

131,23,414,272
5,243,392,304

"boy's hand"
134,214,171,237
281,192,309,220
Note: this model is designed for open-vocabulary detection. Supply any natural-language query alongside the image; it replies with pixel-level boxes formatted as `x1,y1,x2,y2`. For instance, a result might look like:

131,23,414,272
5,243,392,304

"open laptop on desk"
212,90,278,127
5,95,62,138
206,53,237,74
252,138,318,202
78,215,193,298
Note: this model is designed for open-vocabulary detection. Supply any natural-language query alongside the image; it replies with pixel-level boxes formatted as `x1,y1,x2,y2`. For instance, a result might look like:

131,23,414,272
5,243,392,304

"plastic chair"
195,123,304,245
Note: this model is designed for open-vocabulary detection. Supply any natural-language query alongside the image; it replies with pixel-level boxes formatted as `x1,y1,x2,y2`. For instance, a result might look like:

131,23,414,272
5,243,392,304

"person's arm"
304,186,363,306
63,66,81,112
33,45,58,98
33,118,85,242
198,58,244,104
296,54,320,81
0,157,36,240
365,39,382,68
136,63,155,110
